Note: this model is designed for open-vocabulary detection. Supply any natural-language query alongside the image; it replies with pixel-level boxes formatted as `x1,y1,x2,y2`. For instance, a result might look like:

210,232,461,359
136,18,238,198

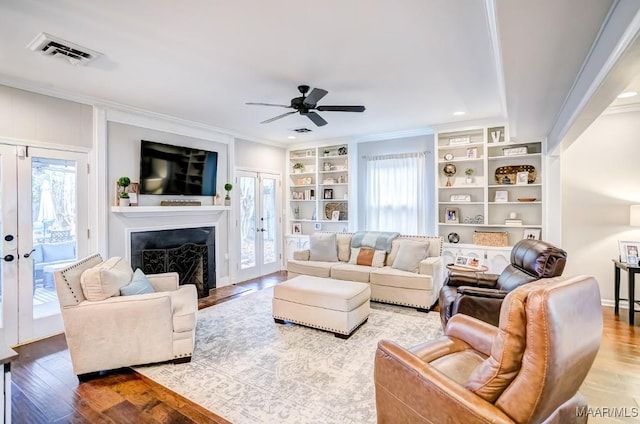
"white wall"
562,109,640,303
0,85,92,148
106,122,231,280
356,134,435,234
235,138,285,171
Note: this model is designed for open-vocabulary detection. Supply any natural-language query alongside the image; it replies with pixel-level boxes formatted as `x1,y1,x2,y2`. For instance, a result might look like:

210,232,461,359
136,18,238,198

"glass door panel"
261,177,277,266
240,175,256,270
237,171,281,281
17,148,87,343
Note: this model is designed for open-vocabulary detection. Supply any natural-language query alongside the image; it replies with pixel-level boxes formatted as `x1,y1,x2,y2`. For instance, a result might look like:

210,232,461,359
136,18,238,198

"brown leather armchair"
439,239,567,327
375,275,602,424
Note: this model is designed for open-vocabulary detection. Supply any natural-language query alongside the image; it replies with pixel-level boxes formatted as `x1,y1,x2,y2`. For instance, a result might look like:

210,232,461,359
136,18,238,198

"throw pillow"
391,240,430,273
80,256,134,301
309,233,338,262
336,233,353,262
120,268,155,296
348,247,386,267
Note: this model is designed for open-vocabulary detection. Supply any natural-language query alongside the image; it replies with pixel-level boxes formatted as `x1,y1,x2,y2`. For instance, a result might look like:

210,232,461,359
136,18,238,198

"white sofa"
287,233,444,311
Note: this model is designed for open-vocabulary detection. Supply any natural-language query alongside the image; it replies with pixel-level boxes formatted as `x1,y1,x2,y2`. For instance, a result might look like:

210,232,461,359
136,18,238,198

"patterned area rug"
134,287,443,424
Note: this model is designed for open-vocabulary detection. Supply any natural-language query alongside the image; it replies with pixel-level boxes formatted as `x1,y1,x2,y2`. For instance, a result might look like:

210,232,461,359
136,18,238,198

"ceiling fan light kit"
246,84,365,127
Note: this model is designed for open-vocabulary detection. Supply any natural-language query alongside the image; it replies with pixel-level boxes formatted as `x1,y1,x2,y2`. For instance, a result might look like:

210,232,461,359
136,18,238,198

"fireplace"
130,226,215,298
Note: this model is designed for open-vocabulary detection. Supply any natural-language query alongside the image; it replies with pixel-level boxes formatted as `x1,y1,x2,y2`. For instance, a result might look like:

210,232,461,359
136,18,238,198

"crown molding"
601,101,640,115
0,75,280,146
354,127,434,143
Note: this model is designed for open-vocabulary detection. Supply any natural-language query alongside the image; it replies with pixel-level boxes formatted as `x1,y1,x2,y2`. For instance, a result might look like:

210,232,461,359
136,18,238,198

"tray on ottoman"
272,275,371,339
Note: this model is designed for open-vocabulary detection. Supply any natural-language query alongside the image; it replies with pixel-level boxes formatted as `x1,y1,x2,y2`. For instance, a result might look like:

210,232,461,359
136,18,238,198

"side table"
612,259,640,325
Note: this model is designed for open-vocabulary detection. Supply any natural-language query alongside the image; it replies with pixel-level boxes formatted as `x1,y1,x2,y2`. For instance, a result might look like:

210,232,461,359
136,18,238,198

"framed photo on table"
618,240,640,263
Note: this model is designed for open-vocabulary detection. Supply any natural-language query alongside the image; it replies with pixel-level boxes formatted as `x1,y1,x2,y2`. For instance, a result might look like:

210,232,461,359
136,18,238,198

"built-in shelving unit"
287,144,349,235
435,125,544,273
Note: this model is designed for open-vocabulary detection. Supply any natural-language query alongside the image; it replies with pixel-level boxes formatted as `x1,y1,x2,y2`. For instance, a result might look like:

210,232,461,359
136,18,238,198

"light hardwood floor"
11,272,640,423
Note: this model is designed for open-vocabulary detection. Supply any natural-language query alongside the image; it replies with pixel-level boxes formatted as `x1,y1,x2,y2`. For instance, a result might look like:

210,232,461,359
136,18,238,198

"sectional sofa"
287,232,444,311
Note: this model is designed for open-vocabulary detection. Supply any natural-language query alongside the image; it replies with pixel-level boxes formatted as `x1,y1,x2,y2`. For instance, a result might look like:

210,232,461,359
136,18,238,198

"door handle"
23,248,36,258
3,254,15,262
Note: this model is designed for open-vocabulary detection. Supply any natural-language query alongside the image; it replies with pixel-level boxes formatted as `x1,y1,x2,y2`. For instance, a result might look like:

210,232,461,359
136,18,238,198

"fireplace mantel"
111,205,230,218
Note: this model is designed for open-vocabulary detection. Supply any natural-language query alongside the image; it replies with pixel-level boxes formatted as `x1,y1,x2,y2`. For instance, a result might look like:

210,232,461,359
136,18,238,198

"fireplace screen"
130,227,215,298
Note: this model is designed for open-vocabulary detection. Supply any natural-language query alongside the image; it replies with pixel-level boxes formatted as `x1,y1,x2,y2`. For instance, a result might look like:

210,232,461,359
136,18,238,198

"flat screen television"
139,140,218,196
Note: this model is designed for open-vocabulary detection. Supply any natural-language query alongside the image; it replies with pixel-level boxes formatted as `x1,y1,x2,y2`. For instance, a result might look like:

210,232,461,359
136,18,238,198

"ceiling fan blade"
303,88,328,106
316,105,366,112
306,111,328,127
260,111,297,124
246,102,292,108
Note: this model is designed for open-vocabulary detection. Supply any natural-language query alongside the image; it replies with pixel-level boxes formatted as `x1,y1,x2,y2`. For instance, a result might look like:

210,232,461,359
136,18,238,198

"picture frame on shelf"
516,171,529,185
292,223,302,234
503,146,528,156
445,207,460,224
450,194,471,202
331,210,340,221
306,150,314,157
494,190,508,202
523,228,541,240
314,223,322,231
449,136,470,146
323,188,333,199
466,147,478,159
292,191,299,200
629,255,639,266
128,182,140,206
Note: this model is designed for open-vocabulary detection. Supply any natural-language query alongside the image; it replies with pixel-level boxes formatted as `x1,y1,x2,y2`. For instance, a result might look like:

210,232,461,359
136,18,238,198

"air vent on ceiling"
27,32,102,66
291,128,312,133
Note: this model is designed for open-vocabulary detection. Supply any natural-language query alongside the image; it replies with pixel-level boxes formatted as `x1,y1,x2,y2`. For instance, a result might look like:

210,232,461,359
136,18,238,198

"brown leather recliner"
375,275,602,424
439,239,567,327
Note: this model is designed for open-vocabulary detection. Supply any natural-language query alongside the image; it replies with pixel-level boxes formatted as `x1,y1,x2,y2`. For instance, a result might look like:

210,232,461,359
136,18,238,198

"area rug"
134,287,443,424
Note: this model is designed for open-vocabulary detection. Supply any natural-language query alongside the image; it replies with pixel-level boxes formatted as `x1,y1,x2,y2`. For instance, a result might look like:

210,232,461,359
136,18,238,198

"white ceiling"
0,0,632,146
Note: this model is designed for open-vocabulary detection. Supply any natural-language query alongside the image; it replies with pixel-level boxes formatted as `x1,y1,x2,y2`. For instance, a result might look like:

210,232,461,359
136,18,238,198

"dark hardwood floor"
11,272,640,423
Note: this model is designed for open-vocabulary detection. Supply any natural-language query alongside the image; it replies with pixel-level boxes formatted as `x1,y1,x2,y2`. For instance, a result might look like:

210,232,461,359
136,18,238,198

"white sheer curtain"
365,152,426,234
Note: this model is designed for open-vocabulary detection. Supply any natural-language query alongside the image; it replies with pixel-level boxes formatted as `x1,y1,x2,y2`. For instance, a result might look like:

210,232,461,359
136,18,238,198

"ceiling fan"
246,85,365,127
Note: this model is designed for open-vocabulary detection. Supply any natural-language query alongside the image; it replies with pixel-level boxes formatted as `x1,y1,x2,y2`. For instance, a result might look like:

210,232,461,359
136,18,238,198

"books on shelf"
505,219,523,226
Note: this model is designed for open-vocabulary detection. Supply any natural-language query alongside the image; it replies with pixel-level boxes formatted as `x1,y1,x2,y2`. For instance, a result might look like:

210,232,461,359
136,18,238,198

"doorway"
0,144,88,346
237,170,281,281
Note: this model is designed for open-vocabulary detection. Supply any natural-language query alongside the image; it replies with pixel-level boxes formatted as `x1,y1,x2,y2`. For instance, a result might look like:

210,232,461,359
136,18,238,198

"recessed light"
287,136,296,139
617,91,637,99
453,111,466,116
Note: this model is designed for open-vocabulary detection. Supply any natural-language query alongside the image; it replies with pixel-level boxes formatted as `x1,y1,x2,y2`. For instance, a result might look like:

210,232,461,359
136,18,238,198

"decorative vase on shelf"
224,197,231,206
119,198,130,207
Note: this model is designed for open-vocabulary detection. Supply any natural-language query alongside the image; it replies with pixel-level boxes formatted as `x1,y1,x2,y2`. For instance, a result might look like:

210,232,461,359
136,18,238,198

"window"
365,152,426,234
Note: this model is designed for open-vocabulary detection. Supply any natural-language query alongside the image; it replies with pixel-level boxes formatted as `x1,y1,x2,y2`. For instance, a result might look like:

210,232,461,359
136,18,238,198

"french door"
0,144,88,346
237,170,281,281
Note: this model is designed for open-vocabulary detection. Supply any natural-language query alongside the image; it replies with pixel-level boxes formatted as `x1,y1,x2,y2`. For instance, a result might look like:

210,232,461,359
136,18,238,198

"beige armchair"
54,254,197,379
375,275,602,424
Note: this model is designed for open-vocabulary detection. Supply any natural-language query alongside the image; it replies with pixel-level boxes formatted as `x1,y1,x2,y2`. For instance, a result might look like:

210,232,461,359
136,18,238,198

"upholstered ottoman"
273,275,371,339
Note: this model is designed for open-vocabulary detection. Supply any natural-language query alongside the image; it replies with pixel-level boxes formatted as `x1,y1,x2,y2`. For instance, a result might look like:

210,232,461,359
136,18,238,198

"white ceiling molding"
354,128,434,144
547,0,640,154
485,0,508,124
602,101,640,115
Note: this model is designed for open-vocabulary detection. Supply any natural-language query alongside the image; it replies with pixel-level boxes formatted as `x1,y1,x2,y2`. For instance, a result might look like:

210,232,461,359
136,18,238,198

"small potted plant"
293,162,304,173
224,183,233,206
117,176,131,206
464,168,474,184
